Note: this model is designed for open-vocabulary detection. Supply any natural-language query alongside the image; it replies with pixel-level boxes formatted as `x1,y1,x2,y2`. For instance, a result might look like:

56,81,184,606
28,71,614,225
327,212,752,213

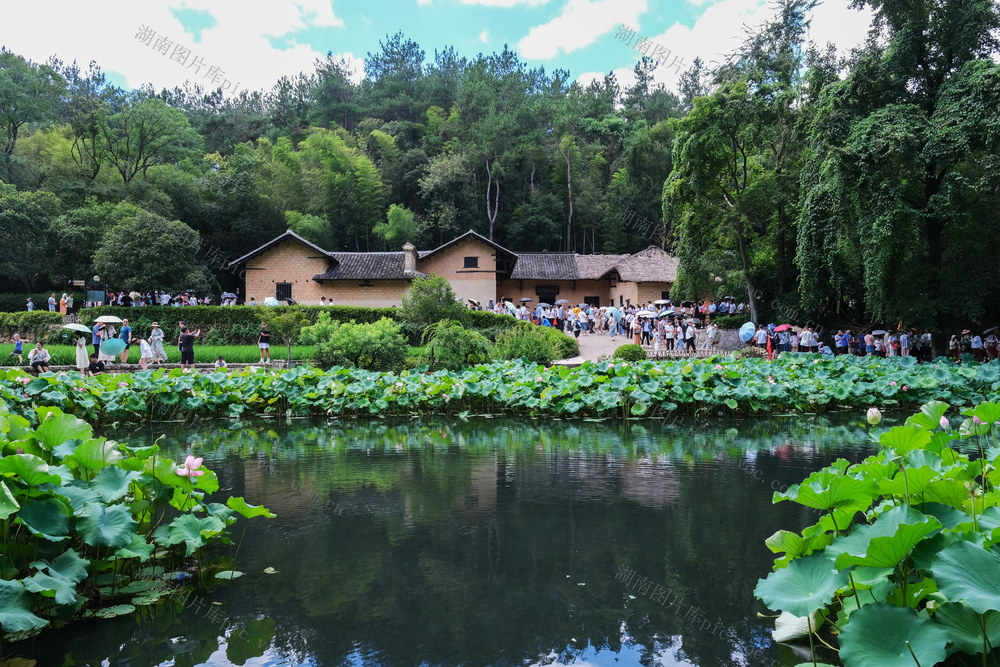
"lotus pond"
5,412,883,666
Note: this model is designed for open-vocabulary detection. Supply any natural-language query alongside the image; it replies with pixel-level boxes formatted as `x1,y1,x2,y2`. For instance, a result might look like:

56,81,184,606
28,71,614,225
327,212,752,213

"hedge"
0,312,65,340
76,305,521,344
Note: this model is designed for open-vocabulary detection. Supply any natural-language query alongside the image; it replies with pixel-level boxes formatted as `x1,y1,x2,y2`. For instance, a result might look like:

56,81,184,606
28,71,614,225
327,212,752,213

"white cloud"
518,0,648,60
418,0,432,5
479,30,490,43
0,0,346,96
578,0,872,93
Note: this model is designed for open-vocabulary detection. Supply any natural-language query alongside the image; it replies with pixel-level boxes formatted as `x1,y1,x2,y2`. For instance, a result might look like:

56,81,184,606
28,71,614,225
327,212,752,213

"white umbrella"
636,310,655,317
264,297,280,306
654,299,670,305
95,315,122,324
62,323,92,333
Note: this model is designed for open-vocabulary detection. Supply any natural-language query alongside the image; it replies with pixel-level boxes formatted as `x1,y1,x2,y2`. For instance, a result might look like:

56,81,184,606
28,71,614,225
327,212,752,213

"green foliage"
0,404,271,634
711,315,745,329
374,203,419,249
261,310,310,364
0,311,64,341
399,275,467,326
612,344,647,361
311,318,407,371
492,326,558,365
298,311,340,345
422,320,492,370
284,210,331,248
755,399,1000,665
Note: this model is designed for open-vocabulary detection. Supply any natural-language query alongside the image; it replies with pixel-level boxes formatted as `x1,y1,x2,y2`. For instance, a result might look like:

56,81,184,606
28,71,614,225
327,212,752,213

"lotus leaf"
933,602,1000,655
0,579,49,633
839,604,949,667
755,552,849,617
932,540,1000,614
77,501,138,549
16,498,70,542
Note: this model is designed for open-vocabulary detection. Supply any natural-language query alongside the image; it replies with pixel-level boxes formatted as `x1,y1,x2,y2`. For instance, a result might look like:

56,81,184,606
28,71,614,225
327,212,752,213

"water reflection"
15,415,873,667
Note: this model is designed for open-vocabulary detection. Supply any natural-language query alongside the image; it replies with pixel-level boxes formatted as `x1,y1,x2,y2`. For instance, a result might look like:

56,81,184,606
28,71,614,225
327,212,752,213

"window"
535,285,559,305
584,296,600,307
275,283,292,301
464,256,479,269
661,291,670,301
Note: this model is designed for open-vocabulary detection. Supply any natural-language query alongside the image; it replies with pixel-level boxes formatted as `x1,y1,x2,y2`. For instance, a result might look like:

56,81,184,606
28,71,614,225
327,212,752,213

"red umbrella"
774,324,793,332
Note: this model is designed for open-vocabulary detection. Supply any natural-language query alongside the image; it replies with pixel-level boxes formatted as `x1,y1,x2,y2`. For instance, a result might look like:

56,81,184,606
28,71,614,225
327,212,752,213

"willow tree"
796,0,1000,328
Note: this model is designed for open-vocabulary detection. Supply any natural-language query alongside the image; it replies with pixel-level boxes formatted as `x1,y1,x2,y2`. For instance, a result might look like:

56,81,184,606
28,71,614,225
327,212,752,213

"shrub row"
0,311,65,341
76,305,519,344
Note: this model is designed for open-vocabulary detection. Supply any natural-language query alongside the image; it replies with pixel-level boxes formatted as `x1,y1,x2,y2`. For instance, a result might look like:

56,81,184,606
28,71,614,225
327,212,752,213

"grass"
2,344,428,366
1,344,317,366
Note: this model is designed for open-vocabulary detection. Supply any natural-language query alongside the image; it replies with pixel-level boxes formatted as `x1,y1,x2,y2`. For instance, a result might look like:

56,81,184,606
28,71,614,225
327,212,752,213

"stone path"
554,330,741,365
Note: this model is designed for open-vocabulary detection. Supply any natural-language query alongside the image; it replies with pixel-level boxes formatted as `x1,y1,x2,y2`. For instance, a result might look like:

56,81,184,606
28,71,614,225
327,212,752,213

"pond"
12,414,879,667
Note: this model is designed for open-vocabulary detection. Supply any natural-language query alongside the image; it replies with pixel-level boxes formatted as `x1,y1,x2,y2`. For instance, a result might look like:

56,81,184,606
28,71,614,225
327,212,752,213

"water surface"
16,414,876,667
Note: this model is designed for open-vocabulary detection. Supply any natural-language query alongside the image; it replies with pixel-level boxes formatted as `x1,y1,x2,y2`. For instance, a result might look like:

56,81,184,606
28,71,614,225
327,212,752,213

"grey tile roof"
313,253,425,281
509,253,580,280
508,247,676,283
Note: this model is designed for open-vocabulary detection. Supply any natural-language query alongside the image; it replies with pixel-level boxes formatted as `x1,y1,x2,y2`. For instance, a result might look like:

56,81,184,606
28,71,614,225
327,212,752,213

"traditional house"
229,229,677,308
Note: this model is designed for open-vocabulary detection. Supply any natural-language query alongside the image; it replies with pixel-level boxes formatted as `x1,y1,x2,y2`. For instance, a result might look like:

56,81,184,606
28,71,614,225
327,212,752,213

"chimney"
403,242,417,274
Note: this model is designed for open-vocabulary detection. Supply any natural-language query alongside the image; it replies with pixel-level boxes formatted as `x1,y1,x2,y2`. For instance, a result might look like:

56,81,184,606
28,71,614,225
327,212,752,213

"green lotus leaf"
828,505,941,569
877,466,940,498
66,438,123,473
156,514,226,556
22,571,80,605
226,497,276,519
774,472,877,515
913,502,969,530
0,480,19,520
839,604,949,667
93,603,136,618
933,602,1000,655
0,579,49,633
932,541,1000,614
30,548,89,585
754,551,849,617
0,453,62,487
16,498,70,542
54,483,101,512
924,478,972,509
879,425,932,456
114,533,156,561
215,570,244,580
77,501,139,549
34,413,93,452
91,466,142,504
905,401,949,431
970,401,1000,426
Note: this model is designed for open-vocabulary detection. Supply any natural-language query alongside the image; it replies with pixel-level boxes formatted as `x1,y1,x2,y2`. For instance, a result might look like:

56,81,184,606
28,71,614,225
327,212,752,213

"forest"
0,0,997,330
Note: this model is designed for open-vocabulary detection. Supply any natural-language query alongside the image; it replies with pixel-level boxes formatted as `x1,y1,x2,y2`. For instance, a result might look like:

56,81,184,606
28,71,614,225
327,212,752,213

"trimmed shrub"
0,311,65,341
399,276,467,326
422,320,493,371
612,344,647,361
311,318,408,372
493,327,558,365
299,311,340,346
533,325,579,359
711,315,746,330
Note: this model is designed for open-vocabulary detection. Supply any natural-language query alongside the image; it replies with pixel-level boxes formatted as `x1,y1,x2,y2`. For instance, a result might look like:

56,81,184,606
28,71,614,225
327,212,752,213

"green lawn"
2,344,428,366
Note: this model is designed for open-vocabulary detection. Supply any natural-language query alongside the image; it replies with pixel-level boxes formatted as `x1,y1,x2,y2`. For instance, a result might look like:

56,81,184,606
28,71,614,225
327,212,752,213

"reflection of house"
230,229,678,308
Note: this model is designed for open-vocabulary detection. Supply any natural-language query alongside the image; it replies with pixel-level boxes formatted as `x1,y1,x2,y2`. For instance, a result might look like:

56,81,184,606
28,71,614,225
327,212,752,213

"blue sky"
3,0,871,97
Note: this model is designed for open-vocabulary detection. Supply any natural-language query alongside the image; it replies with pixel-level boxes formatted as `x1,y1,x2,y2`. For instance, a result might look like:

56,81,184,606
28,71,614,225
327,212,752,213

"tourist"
59,293,67,315
754,325,768,349
48,293,56,311
26,298,33,311
28,342,50,373
215,355,228,370
900,330,910,357
948,334,960,359
641,317,652,346
778,328,790,353
987,332,999,361
179,326,200,371
119,318,132,364
91,322,102,357
685,320,697,351
702,322,719,350
844,331,856,356
137,338,153,371
258,322,272,365
75,333,88,374
87,353,105,376
961,330,972,356
663,319,674,350
149,322,167,364
7,333,26,365
66,293,74,315
790,330,799,353
971,332,984,362
865,331,875,356
632,317,642,345
98,323,117,366
250,297,257,307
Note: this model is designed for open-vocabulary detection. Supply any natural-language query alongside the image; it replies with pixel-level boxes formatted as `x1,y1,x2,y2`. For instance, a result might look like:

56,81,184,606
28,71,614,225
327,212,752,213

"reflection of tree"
39,415,874,665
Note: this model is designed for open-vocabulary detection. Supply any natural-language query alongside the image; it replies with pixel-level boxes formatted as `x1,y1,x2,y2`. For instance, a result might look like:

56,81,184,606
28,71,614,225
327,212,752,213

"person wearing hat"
25,297,33,312
149,322,167,364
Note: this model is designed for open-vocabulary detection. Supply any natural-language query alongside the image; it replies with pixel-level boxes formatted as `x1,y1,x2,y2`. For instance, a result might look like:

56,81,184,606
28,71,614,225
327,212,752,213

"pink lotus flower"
890,381,897,386
903,386,908,391
176,455,204,477
940,416,950,430
118,381,127,388
974,416,985,425
16,377,30,385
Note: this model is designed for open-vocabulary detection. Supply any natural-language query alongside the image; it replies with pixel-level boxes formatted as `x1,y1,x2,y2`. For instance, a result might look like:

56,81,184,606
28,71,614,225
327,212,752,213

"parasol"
654,299,670,305
872,329,888,335
985,326,998,334
961,329,971,335
636,310,655,317
129,291,141,299
95,315,122,324
62,323,92,334
774,324,793,332
537,303,552,308
739,322,756,343
555,299,570,305
264,297,280,306
467,298,480,304
517,297,531,302
99,338,126,356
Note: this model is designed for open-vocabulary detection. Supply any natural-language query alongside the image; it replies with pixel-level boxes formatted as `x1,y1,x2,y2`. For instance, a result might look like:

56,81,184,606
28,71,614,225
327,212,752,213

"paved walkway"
554,331,737,365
